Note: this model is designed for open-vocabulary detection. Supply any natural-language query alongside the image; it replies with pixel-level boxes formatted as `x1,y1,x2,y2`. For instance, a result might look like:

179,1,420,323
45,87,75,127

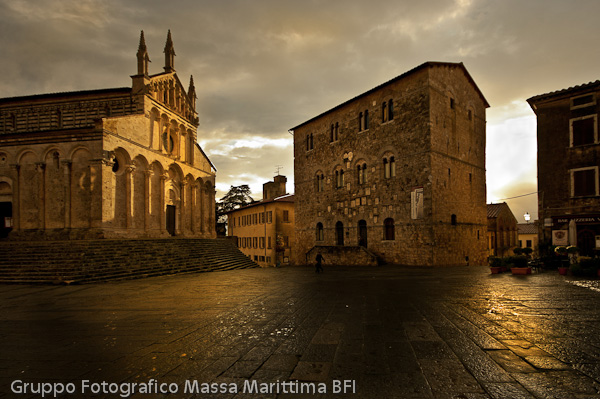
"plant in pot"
509,255,531,275
489,256,504,274
555,246,569,275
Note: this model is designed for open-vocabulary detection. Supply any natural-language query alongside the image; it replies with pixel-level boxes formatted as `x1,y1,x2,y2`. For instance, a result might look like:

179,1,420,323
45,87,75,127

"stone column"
144,170,152,232
180,181,188,235
180,130,187,163
61,160,72,229
35,162,46,230
10,164,20,231
190,182,197,234
160,172,167,234
125,164,135,229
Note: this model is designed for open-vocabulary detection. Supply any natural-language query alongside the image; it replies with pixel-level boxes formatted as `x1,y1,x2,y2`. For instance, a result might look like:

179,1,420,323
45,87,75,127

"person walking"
315,252,325,273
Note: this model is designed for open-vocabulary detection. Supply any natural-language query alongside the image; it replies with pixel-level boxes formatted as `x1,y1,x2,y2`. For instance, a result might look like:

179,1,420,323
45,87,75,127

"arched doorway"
358,220,367,247
335,221,344,246
578,229,595,256
0,180,12,238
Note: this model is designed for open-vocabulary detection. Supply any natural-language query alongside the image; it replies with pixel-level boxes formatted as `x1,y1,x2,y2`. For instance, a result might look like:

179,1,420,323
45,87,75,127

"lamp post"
524,212,531,224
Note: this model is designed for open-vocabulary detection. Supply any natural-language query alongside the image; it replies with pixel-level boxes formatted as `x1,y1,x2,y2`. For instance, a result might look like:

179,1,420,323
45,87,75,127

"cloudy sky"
2,0,599,223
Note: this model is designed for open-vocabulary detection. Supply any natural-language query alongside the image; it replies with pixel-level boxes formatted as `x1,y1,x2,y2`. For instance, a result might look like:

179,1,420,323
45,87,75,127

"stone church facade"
292,62,488,266
0,31,216,240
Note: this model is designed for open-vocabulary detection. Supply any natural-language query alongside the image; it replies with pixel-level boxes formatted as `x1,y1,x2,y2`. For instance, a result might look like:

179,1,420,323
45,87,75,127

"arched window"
358,220,367,247
383,158,390,179
364,110,369,129
382,101,388,122
316,222,324,241
357,163,367,185
335,169,344,188
316,173,324,192
335,221,344,246
334,122,339,141
384,218,395,240
390,156,396,178
388,100,394,121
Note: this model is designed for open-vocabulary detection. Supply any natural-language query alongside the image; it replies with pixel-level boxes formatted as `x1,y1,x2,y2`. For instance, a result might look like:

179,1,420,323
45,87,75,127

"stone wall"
293,62,488,266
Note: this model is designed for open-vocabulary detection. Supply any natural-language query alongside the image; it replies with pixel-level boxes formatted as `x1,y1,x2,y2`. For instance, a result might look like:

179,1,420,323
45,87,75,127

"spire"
188,75,197,109
136,30,150,76
164,29,176,73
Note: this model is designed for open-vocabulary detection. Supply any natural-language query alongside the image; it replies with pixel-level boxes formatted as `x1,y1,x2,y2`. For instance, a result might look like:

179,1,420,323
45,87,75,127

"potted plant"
555,246,569,275
488,256,503,274
509,255,531,275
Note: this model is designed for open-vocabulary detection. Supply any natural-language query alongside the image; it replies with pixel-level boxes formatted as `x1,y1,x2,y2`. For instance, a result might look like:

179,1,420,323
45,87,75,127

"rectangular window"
253,237,258,248
259,256,265,262
266,256,271,263
526,240,532,248
571,167,598,197
570,115,597,146
268,211,273,223
283,210,289,222
571,94,596,109
260,237,265,249
254,255,258,261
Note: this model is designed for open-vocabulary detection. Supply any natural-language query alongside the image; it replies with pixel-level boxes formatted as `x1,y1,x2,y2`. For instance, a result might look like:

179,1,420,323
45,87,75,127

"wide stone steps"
0,238,258,284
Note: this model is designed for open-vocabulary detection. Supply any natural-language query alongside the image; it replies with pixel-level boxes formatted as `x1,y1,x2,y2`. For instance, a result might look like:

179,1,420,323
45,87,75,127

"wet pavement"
1,265,600,399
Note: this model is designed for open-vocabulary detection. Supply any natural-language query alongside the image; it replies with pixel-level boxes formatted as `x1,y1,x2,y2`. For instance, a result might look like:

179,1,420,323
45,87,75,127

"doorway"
335,221,344,246
166,205,176,236
358,220,367,247
0,202,12,238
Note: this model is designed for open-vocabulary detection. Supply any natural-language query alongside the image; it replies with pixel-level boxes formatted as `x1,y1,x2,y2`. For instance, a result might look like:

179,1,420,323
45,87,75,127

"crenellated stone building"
0,30,216,239
291,62,488,266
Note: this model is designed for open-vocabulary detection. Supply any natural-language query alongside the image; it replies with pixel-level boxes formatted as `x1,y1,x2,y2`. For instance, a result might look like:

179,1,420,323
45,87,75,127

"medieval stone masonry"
292,62,488,266
0,31,216,239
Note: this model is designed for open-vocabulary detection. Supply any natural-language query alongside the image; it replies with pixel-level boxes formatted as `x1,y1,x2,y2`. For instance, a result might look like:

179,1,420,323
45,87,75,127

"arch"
335,221,344,246
316,222,324,241
70,148,92,228
111,148,132,229
149,161,164,231
315,170,325,192
355,159,367,185
44,148,65,228
132,155,149,230
183,173,195,233
18,151,40,229
149,107,161,150
0,178,12,238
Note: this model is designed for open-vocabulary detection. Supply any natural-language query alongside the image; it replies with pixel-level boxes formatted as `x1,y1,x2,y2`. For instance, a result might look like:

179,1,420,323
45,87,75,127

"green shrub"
505,255,529,268
488,257,504,267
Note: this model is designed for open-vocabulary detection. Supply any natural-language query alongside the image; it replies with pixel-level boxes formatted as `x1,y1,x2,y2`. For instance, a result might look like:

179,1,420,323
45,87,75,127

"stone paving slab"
1,266,600,398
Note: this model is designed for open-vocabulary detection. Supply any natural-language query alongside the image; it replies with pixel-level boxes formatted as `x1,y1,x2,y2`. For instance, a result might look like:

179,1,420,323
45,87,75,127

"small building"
528,82,600,256
227,175,295,267
487,202,518,257
291,62,489,266
0,31,216,240
518,222,539,256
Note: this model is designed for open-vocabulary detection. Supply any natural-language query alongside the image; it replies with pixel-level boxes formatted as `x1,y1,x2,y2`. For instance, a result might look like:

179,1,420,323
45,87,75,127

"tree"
216,185,255,224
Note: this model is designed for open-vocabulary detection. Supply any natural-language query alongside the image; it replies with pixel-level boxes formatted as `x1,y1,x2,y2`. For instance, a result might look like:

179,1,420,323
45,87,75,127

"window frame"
570,166,599,197
570,114,598,147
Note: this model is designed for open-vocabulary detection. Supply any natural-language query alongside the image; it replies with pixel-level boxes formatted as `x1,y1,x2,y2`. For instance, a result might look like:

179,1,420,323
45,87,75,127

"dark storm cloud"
2,0,600,205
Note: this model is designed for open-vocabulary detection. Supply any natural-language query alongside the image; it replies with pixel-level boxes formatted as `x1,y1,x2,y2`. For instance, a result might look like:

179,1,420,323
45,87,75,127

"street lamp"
524,212,531,223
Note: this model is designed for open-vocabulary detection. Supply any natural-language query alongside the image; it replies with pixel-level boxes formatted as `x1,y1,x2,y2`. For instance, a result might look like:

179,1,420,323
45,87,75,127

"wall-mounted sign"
552,230,568,246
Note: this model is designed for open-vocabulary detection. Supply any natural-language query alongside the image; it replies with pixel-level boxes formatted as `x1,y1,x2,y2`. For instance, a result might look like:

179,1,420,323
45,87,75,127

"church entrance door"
166,205,176,236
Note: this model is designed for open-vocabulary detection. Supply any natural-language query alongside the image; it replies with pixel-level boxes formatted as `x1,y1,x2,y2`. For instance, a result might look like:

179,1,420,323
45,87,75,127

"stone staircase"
0,238,258,284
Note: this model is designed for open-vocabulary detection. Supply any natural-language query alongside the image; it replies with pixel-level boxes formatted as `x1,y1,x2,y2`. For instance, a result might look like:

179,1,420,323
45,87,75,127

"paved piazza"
2,266,600,399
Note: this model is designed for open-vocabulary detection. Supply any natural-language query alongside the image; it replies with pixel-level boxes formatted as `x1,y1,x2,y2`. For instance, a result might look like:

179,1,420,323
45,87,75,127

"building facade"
528,82,600,256
292,62,488,266
487,202,518,258
0,31,216,239
518,222,539,257
227,176,294,267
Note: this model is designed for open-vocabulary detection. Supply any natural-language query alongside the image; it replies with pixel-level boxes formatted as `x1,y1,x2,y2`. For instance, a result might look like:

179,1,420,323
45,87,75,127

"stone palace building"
0,31,216,239
292,62,489,266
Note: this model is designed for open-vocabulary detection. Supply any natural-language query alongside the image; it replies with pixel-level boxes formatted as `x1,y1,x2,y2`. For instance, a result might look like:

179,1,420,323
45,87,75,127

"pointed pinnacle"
138,30,147,52
164,29,175,54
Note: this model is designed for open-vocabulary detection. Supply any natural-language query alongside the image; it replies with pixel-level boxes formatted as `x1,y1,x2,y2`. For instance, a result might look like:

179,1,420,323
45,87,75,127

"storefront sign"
552,230,568,246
